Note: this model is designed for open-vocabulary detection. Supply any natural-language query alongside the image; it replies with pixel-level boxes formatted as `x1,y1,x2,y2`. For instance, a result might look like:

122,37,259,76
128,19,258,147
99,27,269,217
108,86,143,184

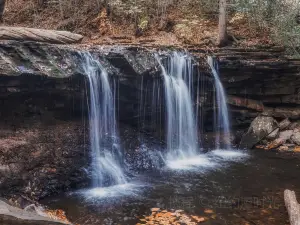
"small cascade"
156,52,199,160
207,56,231,150
80,52,127,188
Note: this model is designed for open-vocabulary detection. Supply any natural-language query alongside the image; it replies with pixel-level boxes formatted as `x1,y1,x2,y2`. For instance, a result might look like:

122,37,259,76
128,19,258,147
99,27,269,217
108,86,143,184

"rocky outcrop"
0,41,207,199
192,47,300,129
248,116,300,152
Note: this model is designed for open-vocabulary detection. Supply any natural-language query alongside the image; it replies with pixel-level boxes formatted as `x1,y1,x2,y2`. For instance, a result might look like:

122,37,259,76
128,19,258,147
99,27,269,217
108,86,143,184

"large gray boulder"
279,118,291,130
240,116,278,149
266,128,279,140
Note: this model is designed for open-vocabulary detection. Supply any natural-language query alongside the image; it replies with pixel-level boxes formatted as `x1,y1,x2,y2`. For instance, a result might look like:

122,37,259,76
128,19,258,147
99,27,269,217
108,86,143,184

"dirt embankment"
3,0,274,48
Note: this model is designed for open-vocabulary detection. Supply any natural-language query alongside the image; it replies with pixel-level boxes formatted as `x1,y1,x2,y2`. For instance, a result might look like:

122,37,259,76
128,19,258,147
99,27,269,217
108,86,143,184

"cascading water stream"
80,52,127,188
207,56,231,150
156,52,199,161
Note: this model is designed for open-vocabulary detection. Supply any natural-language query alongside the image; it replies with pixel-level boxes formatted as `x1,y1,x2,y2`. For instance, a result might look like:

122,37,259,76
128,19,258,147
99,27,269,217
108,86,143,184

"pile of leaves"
137,208,216,225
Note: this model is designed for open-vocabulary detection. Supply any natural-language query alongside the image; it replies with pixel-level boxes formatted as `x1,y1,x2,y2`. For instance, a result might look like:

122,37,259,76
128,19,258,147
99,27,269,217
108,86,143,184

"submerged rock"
240,116,278,149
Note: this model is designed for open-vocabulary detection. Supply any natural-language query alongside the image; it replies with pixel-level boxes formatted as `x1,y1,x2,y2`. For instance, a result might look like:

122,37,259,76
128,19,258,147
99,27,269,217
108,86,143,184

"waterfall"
207,56,231,150
81,52,127,188
156,52,198,160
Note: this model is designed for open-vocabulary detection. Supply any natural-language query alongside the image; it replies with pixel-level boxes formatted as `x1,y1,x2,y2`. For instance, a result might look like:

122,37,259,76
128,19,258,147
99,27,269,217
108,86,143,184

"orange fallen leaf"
151,208,160,212
204,209,214,214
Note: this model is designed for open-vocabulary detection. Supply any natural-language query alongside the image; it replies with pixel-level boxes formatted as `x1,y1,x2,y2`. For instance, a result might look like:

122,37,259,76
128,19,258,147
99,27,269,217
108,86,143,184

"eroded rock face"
191,48,300,129
0,121,89,199
239,116,278,149
0,41,212,199
0,42,163,199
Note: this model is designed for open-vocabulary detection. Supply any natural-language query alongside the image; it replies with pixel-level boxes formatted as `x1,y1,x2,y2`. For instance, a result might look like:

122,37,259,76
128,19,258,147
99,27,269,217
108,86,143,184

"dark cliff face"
1,41,300,199
0,41,209,199
191,48,300,132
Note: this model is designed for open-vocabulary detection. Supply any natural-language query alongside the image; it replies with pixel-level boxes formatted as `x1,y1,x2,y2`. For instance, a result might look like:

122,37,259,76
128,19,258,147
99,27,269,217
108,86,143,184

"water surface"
44,150,299,225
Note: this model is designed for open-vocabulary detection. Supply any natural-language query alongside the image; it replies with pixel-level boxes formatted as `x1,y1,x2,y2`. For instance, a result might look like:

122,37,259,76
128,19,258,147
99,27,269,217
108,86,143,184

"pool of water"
43,150,300,225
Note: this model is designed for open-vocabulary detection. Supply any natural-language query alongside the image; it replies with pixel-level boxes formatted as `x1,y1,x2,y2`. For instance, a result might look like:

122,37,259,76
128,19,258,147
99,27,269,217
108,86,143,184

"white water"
82,183,142,199
210,149,248,159
207,56,231,150
166,155,216,170
81,52,127,188
156,52,198,161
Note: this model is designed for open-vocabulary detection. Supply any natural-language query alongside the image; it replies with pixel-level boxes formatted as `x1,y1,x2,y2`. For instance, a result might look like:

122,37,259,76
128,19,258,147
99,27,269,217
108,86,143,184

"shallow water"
43,150,300,225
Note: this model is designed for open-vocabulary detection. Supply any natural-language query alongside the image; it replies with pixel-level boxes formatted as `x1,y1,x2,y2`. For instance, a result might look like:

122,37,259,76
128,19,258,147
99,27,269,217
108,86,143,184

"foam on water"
81,183,143,200
166,155,216,170
210,149,249,160
166,150,249,171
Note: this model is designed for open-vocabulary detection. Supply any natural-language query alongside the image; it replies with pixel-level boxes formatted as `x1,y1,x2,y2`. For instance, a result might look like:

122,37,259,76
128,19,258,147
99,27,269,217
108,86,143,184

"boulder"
266,138,285,150
291,131,300,145
279,118,291,130
266,130,294,150
279,130,294,141
290,122,300,130
239,116,278,149
266,128,279,140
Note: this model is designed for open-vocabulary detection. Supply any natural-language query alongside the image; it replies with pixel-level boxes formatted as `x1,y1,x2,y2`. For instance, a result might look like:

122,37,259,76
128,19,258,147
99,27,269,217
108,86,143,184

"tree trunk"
0,0,6,22
218,0,227,47
284,190,300,225
0,26,83,44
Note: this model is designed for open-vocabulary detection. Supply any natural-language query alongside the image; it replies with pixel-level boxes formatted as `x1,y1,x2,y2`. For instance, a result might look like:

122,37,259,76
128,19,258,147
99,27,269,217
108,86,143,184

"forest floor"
3,1,275,49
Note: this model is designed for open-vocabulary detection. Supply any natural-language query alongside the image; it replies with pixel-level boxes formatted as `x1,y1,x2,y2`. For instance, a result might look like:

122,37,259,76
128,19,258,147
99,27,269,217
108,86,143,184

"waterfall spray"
81,52,127,188
156,52,199,160
207,56,231,150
